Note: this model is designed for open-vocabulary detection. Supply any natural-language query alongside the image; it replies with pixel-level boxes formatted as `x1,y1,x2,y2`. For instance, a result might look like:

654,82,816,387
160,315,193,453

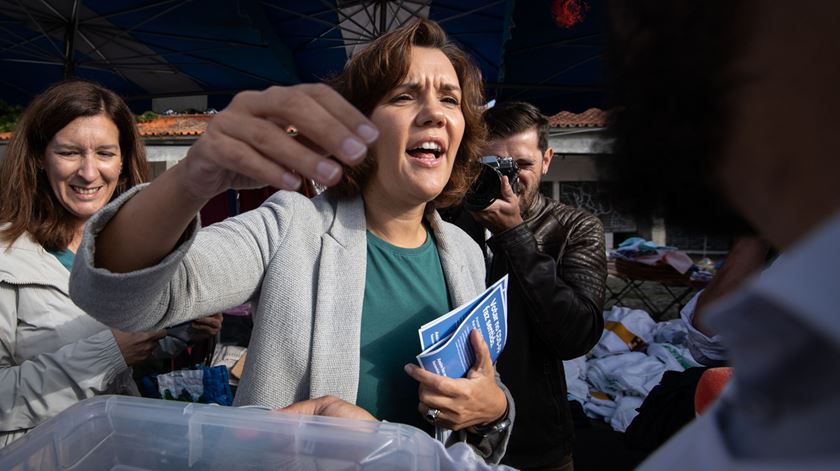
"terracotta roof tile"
137,114,213,137
4,110,609,141
548,107,609,128
0,114,214,142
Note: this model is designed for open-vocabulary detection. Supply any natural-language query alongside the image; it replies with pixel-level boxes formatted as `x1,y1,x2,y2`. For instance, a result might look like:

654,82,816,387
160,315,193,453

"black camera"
463,155,520,211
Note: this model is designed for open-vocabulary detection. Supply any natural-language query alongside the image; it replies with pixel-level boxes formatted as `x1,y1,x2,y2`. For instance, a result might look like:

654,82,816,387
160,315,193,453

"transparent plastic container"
0,396,500,470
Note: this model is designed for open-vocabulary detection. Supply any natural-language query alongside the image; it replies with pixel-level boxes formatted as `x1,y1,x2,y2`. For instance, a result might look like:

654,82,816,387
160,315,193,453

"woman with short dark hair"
327,18,485,209
69,19,512,462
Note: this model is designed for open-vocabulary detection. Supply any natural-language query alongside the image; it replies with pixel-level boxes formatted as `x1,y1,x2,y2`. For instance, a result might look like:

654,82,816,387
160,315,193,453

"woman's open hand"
182,84,379,200
277,395,377,421
404,329,507,431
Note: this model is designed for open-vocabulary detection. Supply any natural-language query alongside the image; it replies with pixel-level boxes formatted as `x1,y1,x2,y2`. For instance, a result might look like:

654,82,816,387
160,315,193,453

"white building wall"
152,95,208,114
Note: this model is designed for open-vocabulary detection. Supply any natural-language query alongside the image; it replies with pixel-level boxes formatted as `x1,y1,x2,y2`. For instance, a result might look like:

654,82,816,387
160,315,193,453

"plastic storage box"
0,395,503,470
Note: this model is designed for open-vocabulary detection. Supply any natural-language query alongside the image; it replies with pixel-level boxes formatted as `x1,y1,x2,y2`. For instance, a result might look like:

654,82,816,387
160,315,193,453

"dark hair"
606,0,754,235
0,79,149,251
484,101,550,153
328,19,485,209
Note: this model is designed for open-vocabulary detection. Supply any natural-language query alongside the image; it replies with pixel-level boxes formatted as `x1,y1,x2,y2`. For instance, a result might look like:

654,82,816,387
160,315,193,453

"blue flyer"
417,275,508,351
416,276,508,379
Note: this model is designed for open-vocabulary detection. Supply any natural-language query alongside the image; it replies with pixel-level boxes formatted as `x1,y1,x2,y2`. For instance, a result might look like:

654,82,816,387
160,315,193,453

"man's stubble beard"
518,182,540,215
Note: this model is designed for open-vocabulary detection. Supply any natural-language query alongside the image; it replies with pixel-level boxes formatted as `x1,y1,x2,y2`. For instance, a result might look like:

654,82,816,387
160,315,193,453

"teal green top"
47,248,75,272
357,228,451,430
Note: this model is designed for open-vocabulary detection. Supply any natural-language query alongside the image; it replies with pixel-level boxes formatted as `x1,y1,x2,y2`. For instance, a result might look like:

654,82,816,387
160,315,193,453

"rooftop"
0,114,213,142
548,107,608,128
136,114,212,138
0,108,611,143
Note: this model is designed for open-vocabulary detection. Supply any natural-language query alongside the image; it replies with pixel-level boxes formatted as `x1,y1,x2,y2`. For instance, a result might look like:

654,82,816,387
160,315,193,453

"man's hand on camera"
469,176,523,234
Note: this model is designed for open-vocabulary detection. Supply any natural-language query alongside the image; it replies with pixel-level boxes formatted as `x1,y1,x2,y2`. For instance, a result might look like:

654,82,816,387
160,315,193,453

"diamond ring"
425,408,441,423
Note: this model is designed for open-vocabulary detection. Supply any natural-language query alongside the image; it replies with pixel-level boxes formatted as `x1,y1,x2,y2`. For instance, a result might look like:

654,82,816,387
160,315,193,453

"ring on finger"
424,408,440,424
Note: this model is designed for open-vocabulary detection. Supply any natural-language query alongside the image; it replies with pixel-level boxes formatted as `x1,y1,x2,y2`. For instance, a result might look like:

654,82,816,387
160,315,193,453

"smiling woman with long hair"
69,20,513,462
0,80,162,448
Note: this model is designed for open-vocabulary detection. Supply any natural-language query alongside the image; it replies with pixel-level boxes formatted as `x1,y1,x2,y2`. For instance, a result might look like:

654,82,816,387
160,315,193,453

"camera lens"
463,164,503,211
463,156,520,211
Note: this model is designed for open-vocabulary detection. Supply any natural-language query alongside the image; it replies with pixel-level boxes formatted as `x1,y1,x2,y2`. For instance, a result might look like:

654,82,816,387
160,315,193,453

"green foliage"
136,111,158,123
0,100,23,133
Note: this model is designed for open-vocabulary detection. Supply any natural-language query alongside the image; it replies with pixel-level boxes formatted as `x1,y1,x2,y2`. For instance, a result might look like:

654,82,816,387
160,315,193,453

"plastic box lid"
0,396,503,470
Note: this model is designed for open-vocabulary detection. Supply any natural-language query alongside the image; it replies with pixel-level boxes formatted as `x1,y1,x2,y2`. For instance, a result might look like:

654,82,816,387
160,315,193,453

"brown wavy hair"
328,18,485,209
0,80,149,251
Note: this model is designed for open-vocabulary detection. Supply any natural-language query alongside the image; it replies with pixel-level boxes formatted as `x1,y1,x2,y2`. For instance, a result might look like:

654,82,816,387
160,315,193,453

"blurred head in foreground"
606,0,840,249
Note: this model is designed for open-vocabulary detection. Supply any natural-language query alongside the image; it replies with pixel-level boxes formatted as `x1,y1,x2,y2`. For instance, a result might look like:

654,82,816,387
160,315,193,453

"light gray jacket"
0,230,135,449
70,186,514,462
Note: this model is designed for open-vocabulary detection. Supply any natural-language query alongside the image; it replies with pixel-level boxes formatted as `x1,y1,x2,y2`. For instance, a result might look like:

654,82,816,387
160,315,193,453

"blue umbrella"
0,0,606,113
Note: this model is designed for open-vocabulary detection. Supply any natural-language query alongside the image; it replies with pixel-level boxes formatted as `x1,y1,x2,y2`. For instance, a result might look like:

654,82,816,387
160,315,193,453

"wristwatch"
467,408,511,438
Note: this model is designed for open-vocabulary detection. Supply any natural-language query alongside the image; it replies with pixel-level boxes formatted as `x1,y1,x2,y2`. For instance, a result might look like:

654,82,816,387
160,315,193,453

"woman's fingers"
404,331,494,391
466,329,494,377
405,364,464,427
230,84,378,166
404,363,460,397
211,112,344,187
277,396,377,421
191,130,301,191
294,134,329,158
277,398,318,416
183,84,378,197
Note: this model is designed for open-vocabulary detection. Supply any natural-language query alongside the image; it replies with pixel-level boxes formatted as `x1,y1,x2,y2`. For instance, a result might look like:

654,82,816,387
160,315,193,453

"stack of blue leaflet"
416,275,509,378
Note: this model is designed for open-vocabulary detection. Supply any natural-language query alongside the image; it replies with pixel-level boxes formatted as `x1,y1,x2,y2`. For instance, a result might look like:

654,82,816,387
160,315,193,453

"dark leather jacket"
452,193,607,468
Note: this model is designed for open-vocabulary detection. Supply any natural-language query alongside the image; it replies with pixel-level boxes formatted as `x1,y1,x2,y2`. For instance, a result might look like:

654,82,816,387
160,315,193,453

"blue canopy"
0,0,606,114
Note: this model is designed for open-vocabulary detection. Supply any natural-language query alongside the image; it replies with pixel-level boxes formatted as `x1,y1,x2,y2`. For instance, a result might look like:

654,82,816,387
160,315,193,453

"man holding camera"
459,101,607,470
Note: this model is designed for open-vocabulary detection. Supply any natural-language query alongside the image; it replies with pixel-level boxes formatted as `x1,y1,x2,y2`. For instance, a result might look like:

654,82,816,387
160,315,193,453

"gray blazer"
70,186,513,462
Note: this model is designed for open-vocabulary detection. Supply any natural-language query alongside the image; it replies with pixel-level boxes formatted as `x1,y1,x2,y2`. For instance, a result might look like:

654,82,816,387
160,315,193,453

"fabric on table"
584,391,617,419
586,352,648,396
611,355,669,397
562,356,589,405
651,319,688,345
631,251,695,274
611,395,644,433
679,291,728,366
647,343,701,372
591,307,656,358
613,237,694,273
